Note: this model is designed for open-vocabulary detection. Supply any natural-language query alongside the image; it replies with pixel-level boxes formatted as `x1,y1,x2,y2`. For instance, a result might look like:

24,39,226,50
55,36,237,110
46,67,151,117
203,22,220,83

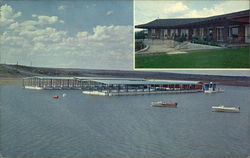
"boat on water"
151,101,177,107
212,105,240,113
204,88,224,93
204,82,224,93
52,96,59,99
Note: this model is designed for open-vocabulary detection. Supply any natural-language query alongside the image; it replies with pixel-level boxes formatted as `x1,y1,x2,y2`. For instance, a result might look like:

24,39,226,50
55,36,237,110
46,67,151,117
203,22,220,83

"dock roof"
24,76,75,80
92,79,201,85
75,77,146,81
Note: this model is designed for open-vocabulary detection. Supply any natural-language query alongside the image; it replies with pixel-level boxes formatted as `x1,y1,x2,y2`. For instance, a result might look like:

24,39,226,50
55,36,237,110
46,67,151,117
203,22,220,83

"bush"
191,40,219,46
135,41,146,51
135,31,146,40
174,35,186,42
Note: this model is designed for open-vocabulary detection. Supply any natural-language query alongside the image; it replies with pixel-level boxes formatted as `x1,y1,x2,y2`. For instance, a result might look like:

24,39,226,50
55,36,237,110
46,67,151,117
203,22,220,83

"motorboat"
151,101,177,107
212,105,240,113
52,96,59,99
204,88,224,93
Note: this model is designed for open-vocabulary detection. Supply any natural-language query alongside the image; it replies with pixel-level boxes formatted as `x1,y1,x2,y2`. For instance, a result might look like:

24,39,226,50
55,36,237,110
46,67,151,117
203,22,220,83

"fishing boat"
52,96,59,99
212,105,240,113
151,101,177,107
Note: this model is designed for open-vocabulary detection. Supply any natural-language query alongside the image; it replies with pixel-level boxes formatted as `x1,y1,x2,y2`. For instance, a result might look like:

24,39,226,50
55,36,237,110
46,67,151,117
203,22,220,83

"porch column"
223,21,230,43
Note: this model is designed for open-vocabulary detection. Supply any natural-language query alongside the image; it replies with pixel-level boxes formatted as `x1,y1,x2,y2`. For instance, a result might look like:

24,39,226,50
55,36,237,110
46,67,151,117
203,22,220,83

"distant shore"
0,64,249,87
0,77,23,85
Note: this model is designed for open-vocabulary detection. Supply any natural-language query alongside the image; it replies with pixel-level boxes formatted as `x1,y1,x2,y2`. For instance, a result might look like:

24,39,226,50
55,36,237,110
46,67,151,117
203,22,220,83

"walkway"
135,39,222,56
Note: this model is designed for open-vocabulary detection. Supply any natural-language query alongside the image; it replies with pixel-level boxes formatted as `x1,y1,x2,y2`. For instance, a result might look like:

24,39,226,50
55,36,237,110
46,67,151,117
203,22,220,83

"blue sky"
6,0,132,35
0,0,133,69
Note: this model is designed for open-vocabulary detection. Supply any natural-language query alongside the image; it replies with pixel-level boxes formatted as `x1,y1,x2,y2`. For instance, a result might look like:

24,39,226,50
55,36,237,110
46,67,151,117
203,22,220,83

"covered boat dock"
23,76,204,95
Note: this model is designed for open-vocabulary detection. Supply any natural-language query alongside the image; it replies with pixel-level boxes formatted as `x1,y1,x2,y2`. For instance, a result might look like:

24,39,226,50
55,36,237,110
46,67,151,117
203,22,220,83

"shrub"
135,41,146,51
191,40,219,46
135,31,146,40
174,36,186,42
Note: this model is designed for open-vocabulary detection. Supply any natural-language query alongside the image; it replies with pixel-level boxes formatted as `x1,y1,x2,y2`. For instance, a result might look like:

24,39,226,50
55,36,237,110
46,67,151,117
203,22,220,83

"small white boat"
151,101,177,107
212,105,240,113
204,88,224,93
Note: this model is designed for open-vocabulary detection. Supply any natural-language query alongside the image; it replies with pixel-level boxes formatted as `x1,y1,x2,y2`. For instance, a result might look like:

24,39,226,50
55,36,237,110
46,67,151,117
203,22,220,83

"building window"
170,29,175,37
151,29,155,34
231,27,238,36
175,29,178,36
217,27,223,41
164,29,168,37
200,28,204,39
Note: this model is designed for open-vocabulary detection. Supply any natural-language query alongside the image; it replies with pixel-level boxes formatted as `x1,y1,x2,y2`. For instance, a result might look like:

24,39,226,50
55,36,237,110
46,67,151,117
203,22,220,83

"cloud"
37,15,59,25
0,4,21,26
181,1,249,18
135,1,249,25
1,5,133,70
164,2,189,14
106,10,113,16
58,5,67,11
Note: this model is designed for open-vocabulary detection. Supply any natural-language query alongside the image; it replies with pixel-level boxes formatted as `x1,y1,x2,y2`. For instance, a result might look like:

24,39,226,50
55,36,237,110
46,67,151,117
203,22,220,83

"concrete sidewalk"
136,39,223,56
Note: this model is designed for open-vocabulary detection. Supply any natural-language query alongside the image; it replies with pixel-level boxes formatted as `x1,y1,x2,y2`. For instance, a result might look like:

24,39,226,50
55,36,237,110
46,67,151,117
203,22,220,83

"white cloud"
58,5,67,11
181,1,249,18
106,10,113,16
0,4,21,26
33,42,45,51
135,0,249,24
164,2,189,14
37,15,59,25
1,4,133,70
135,1,189,24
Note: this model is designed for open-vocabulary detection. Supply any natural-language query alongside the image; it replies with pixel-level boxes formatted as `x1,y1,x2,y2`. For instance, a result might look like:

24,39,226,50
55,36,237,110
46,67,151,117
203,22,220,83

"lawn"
135,48,250,68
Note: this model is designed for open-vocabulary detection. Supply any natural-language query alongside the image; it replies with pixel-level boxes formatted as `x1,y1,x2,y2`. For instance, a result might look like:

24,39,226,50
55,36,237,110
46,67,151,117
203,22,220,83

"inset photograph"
134,1,250,69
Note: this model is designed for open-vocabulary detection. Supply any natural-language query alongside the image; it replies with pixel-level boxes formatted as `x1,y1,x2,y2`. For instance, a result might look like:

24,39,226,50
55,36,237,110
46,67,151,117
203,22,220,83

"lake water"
0,85,249,158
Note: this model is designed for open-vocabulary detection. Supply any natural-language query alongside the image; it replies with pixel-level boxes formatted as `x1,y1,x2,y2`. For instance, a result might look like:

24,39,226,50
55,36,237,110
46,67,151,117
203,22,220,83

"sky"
135,0,250,25
0,0,133,70
0,0,249,76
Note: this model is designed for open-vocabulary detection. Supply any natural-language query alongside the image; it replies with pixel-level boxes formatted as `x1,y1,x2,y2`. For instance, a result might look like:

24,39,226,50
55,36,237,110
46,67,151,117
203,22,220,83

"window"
200,28,204,38
208,28,213,35
231,27,238,36
151,29,155,34
217,27,223,41
164,29,168,37
170,29,174,37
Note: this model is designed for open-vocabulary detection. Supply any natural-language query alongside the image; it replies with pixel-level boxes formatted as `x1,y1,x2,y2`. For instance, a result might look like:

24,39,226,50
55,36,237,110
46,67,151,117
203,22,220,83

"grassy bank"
0,64,21,76
0,64,23,85
135,48,250,68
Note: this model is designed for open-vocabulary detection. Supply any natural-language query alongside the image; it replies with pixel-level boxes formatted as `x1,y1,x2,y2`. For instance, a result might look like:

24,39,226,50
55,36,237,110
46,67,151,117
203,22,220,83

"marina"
23,76,210,96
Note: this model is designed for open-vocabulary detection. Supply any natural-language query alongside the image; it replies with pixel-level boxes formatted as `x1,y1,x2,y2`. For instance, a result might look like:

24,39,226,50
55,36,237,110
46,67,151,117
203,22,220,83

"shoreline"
0,77,23,86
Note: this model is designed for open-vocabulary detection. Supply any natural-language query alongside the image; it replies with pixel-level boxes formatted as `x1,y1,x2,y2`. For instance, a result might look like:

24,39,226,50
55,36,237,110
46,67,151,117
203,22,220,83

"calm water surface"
0,85,249,158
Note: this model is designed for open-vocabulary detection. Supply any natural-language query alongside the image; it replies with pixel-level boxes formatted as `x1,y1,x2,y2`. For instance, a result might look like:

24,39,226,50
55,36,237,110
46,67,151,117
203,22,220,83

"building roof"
135,9,250,29
136,18,203,28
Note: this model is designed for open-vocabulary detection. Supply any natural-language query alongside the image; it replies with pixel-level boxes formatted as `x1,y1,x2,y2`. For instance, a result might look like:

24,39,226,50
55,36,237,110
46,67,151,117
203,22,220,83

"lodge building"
135,10,250,46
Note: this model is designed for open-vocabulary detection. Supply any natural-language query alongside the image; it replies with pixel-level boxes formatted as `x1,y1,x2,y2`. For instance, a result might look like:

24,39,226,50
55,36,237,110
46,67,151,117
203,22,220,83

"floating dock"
23,76,206,96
